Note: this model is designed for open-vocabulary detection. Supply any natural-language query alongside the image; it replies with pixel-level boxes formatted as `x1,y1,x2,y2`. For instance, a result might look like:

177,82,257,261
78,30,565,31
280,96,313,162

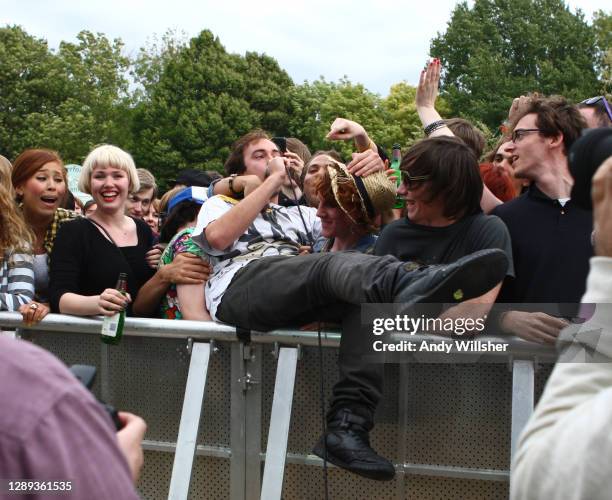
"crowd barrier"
0,312,558,500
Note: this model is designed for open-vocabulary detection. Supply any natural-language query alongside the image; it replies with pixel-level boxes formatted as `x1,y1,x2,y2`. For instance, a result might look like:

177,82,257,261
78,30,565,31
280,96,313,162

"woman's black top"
49,217,155,315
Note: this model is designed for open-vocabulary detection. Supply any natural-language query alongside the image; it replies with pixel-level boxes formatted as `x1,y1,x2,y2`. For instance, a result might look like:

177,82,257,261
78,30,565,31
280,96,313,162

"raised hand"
416,59,441,110
327,117,368,142
347,150,385,177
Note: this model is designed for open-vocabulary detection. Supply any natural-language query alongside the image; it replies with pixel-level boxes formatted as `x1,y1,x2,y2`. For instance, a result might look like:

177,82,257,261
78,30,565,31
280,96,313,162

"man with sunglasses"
578,95,612,129
490,95,592,344
375,136,514,306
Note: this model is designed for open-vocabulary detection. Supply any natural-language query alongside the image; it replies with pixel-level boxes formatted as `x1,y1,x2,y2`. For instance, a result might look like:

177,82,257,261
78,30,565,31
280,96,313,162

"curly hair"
0,182,33,257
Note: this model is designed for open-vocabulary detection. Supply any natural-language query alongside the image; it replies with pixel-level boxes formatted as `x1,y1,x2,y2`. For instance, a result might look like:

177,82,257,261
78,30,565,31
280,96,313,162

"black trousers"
216,251,407,422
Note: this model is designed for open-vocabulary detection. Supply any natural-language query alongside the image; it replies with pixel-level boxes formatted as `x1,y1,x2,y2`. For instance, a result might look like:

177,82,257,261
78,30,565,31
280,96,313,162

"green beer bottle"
101,273,128,345
391,144,405,209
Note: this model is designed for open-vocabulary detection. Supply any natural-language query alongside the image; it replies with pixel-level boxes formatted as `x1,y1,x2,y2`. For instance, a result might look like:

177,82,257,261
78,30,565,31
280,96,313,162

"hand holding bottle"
97,288,131,316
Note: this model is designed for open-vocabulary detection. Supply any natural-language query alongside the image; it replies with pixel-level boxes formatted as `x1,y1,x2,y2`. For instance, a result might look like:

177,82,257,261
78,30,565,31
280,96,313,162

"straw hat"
326,158,396,225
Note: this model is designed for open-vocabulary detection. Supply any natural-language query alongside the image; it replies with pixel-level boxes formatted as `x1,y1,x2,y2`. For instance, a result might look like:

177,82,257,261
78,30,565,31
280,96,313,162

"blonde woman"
49,145,155,317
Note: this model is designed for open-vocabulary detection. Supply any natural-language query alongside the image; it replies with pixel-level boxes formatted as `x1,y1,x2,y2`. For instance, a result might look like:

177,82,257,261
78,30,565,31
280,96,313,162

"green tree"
0,26,130,163
131,30,294,186
592,10,612,93
289,78,406,159
430,0,601,129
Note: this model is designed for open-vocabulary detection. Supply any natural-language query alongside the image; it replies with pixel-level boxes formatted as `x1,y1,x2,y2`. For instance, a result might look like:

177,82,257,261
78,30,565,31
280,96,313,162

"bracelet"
423,120,446,136
356,138,376,153
228,174,243,199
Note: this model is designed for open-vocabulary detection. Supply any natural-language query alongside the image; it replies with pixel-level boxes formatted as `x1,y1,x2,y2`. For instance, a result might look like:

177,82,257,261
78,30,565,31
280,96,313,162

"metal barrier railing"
0,312,557,500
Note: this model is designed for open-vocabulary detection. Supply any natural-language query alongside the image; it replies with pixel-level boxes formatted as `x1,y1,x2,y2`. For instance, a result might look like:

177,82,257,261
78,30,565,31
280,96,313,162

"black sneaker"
394,248,508,305
312,409,395,481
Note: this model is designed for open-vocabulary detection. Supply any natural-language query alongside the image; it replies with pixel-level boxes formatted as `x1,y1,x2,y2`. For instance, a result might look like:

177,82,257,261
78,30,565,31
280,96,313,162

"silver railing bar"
0,313,556,358
142,441,231,458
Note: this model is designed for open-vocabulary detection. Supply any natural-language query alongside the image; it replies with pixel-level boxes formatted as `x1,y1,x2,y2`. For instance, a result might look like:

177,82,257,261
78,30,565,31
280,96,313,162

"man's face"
303,155,331,207
397,180,447,226
243,139,281,180
126,187,155,218
506,113,552,181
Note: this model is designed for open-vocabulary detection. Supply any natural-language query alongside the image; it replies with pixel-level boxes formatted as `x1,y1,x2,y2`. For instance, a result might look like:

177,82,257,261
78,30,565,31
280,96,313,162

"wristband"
356,139,376,153
423,120,446,136
228,174,243,199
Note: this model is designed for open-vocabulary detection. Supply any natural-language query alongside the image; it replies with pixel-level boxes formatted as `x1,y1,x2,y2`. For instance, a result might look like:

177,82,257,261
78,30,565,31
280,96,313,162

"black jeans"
216,251,407,422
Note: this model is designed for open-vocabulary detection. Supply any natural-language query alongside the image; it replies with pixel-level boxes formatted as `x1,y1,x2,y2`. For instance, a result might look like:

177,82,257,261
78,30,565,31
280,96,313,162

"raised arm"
416,59,502,212
415,59,453,137
327,117,378,153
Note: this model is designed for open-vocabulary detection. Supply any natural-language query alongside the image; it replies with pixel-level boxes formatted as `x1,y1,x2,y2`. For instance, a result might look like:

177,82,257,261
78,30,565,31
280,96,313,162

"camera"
70,364,123,430
570,128,612,211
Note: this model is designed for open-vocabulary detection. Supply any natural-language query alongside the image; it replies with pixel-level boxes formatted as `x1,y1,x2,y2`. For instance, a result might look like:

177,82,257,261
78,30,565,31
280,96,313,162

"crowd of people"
1,58,612,496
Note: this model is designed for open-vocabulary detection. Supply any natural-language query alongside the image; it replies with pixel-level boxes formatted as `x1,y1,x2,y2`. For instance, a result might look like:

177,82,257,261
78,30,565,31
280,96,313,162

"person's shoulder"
133,216,153,237
0,337,91,435
380,218,410,236
490,193,530,218
169,227,195,248
206,194,239,207
56,208,79,222
385,217,411,230
467,212,507,228
56,216,90,235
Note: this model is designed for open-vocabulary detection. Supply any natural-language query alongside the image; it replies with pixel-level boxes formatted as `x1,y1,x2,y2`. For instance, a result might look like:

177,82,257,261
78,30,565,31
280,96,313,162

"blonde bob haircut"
79,144,140,194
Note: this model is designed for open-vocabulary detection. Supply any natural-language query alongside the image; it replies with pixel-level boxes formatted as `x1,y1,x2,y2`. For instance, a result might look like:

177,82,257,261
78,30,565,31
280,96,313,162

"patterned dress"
158,228,207,319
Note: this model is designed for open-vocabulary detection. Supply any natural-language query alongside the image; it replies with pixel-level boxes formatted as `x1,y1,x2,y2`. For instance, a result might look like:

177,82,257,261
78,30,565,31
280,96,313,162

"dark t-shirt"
374,213,514,277
49,217,155,314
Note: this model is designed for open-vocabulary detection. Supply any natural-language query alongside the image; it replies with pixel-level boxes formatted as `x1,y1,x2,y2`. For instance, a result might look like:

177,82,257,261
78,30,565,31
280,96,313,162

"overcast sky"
2,0,609,96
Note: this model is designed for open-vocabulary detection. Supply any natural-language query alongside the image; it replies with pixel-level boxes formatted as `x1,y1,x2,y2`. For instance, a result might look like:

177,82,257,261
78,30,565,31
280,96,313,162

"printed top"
192,195,321,320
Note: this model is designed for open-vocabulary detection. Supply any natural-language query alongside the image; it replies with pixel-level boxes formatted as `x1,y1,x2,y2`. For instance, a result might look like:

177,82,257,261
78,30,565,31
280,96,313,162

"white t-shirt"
192,195,321,320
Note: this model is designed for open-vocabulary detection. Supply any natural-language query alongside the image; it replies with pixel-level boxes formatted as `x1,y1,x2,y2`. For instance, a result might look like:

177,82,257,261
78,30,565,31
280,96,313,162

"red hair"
479,163,516,202
11,149,66,193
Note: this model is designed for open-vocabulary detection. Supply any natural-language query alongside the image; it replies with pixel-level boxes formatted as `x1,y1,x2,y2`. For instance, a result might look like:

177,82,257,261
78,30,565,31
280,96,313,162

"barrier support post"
168,342,211,500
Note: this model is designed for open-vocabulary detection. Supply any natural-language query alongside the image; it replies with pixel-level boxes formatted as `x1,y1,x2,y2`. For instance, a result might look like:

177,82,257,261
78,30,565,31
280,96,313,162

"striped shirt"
0,251,35,311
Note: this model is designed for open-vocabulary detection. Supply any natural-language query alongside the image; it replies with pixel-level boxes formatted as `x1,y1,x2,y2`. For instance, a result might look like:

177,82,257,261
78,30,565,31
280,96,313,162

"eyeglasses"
580,96,612,123
400,171,431,188
511,128,542,143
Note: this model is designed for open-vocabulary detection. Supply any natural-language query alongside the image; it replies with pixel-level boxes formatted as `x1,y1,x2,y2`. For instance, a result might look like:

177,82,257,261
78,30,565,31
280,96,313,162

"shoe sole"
396,248,508,305
312,441,396,481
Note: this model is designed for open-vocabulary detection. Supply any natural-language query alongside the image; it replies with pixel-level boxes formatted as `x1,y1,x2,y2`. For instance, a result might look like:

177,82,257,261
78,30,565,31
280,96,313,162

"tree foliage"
287,78,426,160
130,30,294,186
592,10,612,93
430,0,601,129
1,11,607,184
0,26,129,162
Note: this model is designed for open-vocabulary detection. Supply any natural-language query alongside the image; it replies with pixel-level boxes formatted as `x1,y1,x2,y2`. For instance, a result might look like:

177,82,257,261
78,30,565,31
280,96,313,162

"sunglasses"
400,171,431,188
580,96,612,123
